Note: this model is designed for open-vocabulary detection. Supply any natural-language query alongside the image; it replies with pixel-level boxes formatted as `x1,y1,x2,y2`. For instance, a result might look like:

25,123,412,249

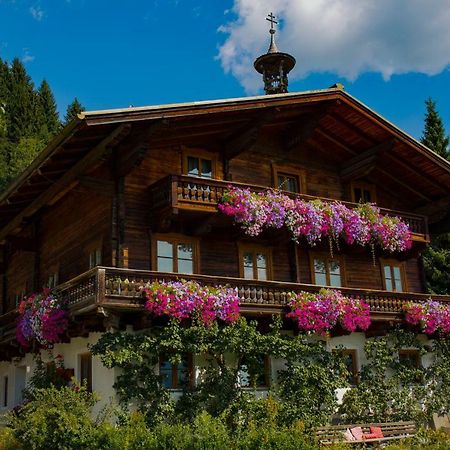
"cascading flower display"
142,280,240,326
218,187,412,254
404,300,450,335
287,288,371,335
16,288,68,349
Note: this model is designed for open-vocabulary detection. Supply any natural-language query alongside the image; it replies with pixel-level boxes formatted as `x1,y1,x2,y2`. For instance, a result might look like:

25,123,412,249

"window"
239,245,272,280
159,354,193,389
310,254,345,287
47,272,59,289
351,181,376,203
152,236,199,274
339,349,358,385
398,350,421,369
381,260,406,292
89,249,102,269
239,354,270,388
79,353,92,393
272,165,305,193
182,149,216,179
3,375,8,407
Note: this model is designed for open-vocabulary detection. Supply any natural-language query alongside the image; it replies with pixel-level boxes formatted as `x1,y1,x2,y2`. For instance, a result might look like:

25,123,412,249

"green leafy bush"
10,385,99,450
0,427,21,450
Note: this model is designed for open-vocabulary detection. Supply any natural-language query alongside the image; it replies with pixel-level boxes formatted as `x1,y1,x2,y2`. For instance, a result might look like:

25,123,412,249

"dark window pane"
160,360,173,389
362,189,372,202
187,156,199,176
201,159,212,178
314,259,327,285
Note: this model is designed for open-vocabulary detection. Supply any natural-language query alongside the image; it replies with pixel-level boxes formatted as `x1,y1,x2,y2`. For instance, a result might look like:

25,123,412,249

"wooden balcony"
150,175,429,242
1,266,450,347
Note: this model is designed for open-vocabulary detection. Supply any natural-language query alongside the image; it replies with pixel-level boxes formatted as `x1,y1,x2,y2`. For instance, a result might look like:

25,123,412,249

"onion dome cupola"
254,13,296,95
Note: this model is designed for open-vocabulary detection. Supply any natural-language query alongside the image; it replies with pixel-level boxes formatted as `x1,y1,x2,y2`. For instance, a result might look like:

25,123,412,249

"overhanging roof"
0,87,449,240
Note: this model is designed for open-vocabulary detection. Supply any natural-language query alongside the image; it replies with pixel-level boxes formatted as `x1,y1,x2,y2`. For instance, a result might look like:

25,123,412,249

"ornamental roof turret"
254,12,296,95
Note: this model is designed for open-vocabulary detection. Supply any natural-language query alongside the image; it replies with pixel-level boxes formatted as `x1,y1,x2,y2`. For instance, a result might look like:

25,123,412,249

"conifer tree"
38,79,61,137
6,58,36,141
64,97,85,125
421,98,450,160
421,98,450,294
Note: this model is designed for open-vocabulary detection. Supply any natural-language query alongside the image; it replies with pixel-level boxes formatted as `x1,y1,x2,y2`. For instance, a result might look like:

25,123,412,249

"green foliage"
421,98,450,160
64,97,85,125
92,317,348,429
23,352,74,401
10,386,99,450
0,57,62,192
424,233,450,295
421,98,450,295
0,427,21,450
339,330,450,425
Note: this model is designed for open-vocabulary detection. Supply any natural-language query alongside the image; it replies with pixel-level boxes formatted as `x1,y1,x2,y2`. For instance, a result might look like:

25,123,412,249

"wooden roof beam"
330,113,376,145
224,109,277,159
115,120,170,177
0,123,131,242
315,128,357,155
284,112,326,151
376,167,432,202
340,140,396,181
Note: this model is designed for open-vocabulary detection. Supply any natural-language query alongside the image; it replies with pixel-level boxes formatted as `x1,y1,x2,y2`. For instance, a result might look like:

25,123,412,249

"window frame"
380,259,407,292
79,352,93,393
182,148,218,179
152,234,200,274
333,349,358,385
239,354,271,389
159,354,194,390
238,243,273,281
309,253,346,287
398,349,421,369
350,181,377,204
272,164,306,193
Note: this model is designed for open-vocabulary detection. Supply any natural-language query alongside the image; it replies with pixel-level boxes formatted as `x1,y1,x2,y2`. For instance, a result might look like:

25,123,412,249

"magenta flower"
16,290,68,349
404,300,450,335
143,280,240,326
287,289,371,335
219,188,412,253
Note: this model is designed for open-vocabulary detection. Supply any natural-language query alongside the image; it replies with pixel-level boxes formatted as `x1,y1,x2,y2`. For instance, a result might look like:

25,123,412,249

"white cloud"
217,0,450,93
21,48,35,63
29,5,44,21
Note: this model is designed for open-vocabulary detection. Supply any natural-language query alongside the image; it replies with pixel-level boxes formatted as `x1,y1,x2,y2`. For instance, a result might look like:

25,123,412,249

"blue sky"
1,0,450,140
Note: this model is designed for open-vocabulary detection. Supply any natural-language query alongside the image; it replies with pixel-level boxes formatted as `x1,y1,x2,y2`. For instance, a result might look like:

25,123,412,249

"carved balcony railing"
100,267,450,318
1,267,450,345
150,175,429,241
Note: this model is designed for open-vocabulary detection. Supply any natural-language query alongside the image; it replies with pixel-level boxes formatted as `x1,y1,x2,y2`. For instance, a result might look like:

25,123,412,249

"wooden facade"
0,88,449,355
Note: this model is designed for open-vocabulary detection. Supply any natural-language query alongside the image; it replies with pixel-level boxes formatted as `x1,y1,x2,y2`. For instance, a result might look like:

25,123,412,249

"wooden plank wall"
39,188,112,286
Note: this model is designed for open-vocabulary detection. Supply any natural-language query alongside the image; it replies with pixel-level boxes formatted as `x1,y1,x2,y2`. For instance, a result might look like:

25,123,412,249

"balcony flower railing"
2,267,450,347
218,186,412,255
149,175,429,241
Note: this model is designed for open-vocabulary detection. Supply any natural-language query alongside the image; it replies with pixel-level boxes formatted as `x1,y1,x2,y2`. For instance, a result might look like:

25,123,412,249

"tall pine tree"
0,58,61,191
38,79,61,138
421,98,450,294
421,98,450,160
64,97,85,125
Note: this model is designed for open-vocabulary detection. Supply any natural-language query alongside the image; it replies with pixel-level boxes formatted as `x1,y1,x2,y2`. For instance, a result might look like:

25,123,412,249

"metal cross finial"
266,12,277,33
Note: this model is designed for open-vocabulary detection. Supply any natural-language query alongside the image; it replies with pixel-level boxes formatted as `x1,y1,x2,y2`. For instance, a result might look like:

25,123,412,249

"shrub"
10,385,99,450
0,427,21,450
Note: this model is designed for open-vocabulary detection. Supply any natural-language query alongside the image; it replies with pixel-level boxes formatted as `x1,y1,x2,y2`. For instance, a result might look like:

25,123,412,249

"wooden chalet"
0,24,449,409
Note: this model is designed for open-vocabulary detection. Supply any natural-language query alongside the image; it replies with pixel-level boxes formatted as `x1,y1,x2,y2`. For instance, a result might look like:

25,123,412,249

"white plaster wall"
0,330,436,418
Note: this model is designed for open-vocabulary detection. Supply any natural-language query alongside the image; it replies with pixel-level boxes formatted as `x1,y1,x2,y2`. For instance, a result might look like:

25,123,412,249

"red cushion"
362,433,378,440
370,426,384,438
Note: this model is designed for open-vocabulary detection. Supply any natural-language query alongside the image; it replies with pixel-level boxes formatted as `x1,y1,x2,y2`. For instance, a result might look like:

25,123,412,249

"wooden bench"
315,421,417,446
